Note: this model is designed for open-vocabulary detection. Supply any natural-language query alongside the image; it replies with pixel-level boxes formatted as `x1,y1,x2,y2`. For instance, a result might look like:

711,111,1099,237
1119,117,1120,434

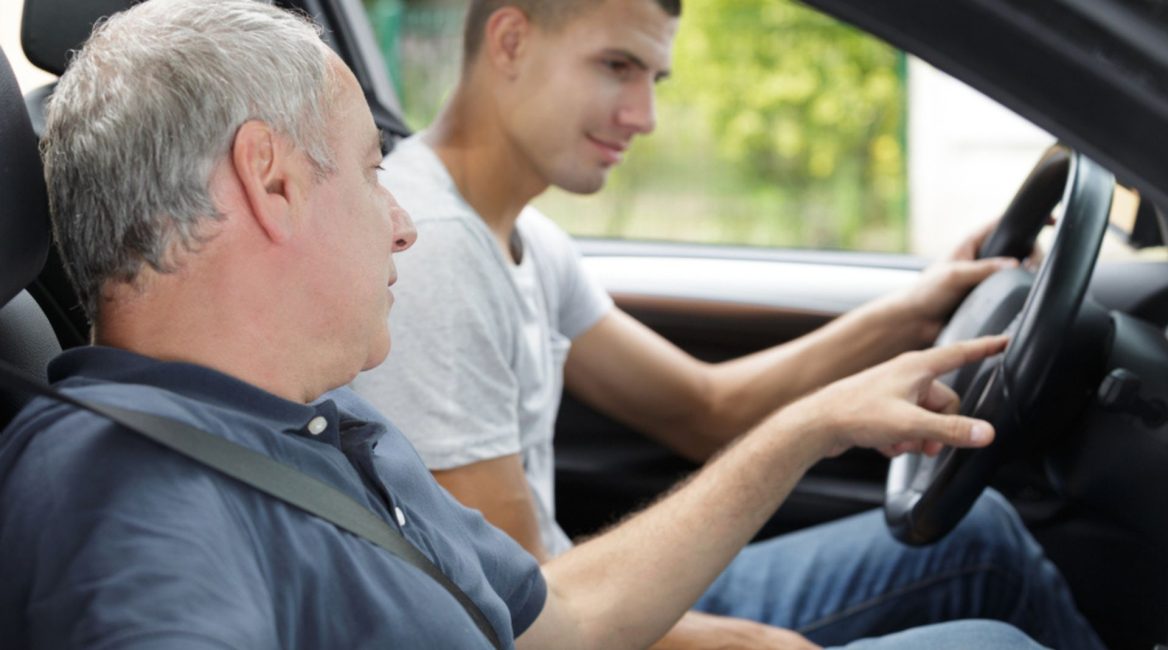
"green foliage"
364,0,465,129
365,0,908,252
676,2,904,184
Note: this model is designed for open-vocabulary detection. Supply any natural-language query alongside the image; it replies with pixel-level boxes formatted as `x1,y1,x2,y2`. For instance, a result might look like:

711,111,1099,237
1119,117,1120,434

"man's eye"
604,59,631,75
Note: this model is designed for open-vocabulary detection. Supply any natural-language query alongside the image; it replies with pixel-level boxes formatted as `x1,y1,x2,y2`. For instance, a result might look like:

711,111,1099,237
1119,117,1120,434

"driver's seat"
0,42,63,429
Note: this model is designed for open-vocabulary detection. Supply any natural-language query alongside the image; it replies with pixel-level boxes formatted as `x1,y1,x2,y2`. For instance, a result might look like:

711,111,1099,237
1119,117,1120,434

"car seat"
16,0,137,352
0,43,62,429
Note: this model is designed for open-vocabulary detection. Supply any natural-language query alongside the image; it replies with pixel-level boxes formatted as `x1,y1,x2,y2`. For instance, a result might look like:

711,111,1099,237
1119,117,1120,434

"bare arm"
565,294,922,460
520,336,1008,650
432,454,552,563
651,612,821,650
565,232,1017,461
435,443,821,648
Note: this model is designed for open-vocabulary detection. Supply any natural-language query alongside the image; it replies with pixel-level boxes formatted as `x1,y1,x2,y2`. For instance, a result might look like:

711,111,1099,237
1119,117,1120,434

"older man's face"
294,57,416,377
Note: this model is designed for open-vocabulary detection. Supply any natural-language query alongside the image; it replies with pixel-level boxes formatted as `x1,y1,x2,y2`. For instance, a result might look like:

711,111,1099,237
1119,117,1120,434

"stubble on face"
505,0,678,196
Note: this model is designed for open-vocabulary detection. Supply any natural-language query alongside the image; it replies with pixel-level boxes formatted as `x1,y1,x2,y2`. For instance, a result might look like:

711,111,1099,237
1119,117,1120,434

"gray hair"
42,0,338,320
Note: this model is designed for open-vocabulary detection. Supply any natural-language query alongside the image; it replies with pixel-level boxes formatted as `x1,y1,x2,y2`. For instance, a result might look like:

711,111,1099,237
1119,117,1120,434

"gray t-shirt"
353,136,613,555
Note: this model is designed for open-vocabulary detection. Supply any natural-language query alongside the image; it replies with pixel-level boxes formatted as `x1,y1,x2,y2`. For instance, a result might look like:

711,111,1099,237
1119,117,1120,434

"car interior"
3,1,1168,649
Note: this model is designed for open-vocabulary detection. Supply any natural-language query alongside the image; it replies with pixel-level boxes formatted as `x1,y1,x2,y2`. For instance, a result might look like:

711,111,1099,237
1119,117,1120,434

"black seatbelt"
0,359,503,650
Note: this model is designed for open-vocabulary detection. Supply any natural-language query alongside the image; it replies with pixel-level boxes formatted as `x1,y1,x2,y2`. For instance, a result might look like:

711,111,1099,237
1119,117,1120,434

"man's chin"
361,335,392,372
555,170,609,196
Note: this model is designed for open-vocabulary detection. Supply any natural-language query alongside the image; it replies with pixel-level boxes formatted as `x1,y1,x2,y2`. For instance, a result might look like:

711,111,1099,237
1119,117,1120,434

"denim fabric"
694,490,1103,650
837,620,1050,649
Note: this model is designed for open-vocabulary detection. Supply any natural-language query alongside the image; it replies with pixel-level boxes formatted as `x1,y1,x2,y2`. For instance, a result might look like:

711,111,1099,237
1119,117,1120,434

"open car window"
361,0,1165,262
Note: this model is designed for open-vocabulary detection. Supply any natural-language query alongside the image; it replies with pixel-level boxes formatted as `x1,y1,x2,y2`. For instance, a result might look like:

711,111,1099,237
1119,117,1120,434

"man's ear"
483,6,531,78
232,120,295,243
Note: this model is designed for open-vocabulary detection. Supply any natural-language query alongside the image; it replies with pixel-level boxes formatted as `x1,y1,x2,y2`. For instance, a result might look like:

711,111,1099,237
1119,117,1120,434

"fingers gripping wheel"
884,145,1114,545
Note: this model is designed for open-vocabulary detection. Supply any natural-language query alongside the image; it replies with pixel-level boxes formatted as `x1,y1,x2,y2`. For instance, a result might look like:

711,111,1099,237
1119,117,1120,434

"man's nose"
390,205,417,252
616,80,657,134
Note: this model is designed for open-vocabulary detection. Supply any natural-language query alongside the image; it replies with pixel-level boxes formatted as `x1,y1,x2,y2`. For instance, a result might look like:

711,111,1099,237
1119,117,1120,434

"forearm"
523,336,1005,649
565,295,930,463
572,239,1008,462
665,293,927,456
431,456,553,563
649,611,728,648
707,293,928,428
527,408,825,650
650,611,822,650
649,612,715,650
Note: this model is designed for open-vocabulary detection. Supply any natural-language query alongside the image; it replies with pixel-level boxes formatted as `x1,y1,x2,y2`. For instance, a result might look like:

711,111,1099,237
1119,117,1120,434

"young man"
0,0,1069,648
352,1,1104,648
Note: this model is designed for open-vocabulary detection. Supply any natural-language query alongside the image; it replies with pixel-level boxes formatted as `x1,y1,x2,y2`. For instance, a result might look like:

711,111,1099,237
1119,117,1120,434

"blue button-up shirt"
0,347,546,648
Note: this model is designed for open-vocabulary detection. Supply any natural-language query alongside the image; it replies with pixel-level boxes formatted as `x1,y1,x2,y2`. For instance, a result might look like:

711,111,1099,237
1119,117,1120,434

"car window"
544,2,916,253
365,0,1168,263
9,0,1164,262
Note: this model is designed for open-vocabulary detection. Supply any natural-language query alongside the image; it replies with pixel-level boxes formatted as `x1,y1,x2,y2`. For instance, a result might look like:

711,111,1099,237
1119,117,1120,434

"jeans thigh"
828,620,1049,650
693,490,1034,644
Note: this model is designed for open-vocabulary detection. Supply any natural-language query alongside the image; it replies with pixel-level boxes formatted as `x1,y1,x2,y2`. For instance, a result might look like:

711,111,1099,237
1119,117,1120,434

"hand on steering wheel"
884,144,1114,545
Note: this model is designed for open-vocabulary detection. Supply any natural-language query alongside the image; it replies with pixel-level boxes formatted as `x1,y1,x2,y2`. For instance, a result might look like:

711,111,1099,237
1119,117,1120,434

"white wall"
907,58,1054,257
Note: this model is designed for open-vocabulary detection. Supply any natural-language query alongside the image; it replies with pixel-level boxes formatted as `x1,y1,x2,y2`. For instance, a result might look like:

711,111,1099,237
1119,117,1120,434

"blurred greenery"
364,0,908,252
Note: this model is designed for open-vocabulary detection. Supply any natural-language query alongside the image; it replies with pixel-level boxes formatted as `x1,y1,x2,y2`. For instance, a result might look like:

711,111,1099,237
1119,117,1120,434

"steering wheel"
884,144,1114,545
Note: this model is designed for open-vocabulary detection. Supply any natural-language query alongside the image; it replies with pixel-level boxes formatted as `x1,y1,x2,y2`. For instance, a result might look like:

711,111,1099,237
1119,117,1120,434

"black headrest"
21,0,139,76
0,45,51,309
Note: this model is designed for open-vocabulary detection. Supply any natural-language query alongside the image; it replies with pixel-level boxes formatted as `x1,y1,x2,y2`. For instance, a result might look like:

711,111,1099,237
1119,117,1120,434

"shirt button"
394,506,407,527
307,416,327,436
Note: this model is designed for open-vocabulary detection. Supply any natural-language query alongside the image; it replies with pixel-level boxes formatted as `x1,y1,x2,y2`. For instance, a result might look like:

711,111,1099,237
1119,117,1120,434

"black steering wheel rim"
884,144,1114,545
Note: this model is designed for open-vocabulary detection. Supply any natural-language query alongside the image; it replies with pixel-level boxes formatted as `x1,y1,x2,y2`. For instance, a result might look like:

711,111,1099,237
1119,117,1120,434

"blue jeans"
835,620,1050,649
694,490,1103,650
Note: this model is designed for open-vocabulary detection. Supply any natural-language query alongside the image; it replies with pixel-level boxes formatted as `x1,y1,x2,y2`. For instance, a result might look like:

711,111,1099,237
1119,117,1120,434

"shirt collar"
48,346,324,435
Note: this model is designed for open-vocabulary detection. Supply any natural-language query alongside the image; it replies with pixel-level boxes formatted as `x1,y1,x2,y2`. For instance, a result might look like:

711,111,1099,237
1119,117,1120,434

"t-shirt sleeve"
353,217,524,470
519,209,613,340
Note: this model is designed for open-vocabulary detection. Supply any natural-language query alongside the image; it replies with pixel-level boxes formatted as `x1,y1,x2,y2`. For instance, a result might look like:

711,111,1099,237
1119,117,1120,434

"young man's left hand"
897,216,1041,343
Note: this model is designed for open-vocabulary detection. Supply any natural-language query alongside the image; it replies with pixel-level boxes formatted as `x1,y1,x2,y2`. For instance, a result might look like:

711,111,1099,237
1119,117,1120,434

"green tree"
543,0,907,251
366,0,908,251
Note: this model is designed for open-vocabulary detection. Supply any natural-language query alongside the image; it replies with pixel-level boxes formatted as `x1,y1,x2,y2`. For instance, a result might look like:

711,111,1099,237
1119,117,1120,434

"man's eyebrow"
604,48,671,82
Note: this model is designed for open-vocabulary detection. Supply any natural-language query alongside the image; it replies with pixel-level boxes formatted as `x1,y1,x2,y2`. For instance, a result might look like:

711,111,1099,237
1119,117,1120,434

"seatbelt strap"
0,359,503,650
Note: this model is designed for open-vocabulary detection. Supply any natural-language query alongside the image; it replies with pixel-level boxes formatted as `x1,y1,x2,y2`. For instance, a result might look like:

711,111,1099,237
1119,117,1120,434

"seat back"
17,0,143,346
22,0,136,77
0,43,62,428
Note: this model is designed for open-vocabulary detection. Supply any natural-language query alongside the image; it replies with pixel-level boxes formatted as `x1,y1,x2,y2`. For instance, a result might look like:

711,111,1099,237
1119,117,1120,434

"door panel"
555,245,921,540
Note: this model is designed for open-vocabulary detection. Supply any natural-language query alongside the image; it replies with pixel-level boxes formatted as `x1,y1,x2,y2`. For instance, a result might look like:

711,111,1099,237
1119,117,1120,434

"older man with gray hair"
0,0,1056,648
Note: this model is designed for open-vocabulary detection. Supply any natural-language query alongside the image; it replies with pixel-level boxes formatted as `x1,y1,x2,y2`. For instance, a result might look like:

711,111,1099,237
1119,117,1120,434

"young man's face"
502,0,678,195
